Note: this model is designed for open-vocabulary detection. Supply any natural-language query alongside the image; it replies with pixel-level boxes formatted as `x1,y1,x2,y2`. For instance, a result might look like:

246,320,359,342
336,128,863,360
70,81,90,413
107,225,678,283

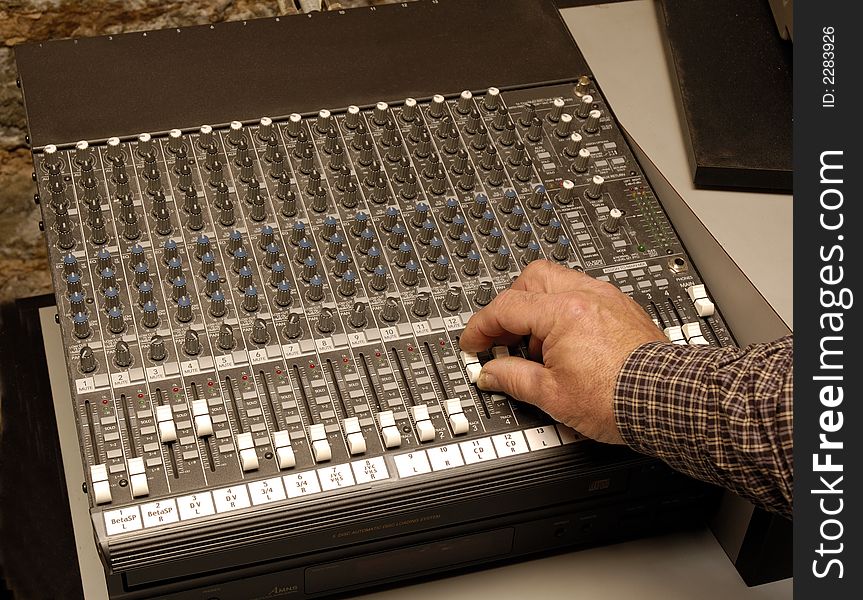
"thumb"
477,356,556,409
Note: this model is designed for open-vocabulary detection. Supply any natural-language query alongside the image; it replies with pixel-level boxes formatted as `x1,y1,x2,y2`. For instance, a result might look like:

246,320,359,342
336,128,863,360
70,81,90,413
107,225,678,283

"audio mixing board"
15,1,730,597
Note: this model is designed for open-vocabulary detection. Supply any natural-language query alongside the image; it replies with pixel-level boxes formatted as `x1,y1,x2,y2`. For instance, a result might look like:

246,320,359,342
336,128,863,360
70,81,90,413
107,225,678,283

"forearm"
614,337,794,518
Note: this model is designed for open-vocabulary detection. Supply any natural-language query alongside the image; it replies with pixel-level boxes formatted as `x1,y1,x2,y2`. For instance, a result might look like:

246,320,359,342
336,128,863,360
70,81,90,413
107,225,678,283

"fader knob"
183,329,201,356
285,313,303,339
604,208,623,233
351,212,369,236
176,296,193,322
316,308,335,334
149,335,167,362
251,318,269,345
209,290,226,317
142,301,160,328
115,340,132,367
276,280,293,307
349,302,368,328
280,186,297,217
79,346,97,373
474,281,494,306
218,323,235,350
443,286,462,312
108,307,126,333
411,292,431,317
380,297,400,322
73,312,91,339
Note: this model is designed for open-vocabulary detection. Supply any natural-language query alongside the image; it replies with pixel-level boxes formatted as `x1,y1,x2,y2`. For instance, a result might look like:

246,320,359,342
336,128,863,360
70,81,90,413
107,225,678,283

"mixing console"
18,1,731,596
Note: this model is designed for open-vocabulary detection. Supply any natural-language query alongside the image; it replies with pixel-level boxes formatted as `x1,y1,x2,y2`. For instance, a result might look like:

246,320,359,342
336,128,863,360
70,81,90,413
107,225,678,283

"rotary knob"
584,109,602,134
291,221,307,245
515,222,533,248
474,281,494,306
463,250,481,276
100,267,116,292
395,242,412,267
251,318,270,345
69,291,86,314
576,95,594,119
424,237,443,263
327,233,344,259
431,166,448,196
478,210,495,236
250,192,267,222
482,87,501,112
285,313,303,339
433,256,450,281
226,230,243,255
218,323,235,350
364,248,381,272
382,207,399,232
137,281,154,306
149,335,167,362
386,225,406,250
485,228,503,253
418,220,436,245
172,276,188,301
428,94,447,119
339,271,357,296
574,148,591,173
371,265,388,291
555,113,573,137
604,207,623,233
447,215,466,240
242,286,259,312
333,252,351,277
401,260,419,286
162,239,178,264
412,291,432,318
176,296,193,322
280,186,297,216
437,287,459,315
455,233,474,258
317,308,335,334
550,181,572,209
358,229,375,254
380,297,400,322
493,247,511,271
351,212,369,236
587,175,605,199
66,273,83,295
307,275,324,302
142,300,160,328
232,248,249,273
565,133,584,157
441,197,459,223
104,286,121,311
73,312,91,339
205,271,221,296
115,340,132,367
349,302,368,328
275,280,293,307
544,219,563,244
183,329,201,356
62,253,78,276
552,237,571,261
199,253,216,278
79,346,97,373
536,201,554,227
264,243,281,268
209,290,226,317
470,194,488,219
108,307,125,333
506,206,525,231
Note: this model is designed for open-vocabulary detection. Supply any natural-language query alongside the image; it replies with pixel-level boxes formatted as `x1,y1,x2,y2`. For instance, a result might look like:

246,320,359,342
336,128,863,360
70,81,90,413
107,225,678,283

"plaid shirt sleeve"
613,336,793,518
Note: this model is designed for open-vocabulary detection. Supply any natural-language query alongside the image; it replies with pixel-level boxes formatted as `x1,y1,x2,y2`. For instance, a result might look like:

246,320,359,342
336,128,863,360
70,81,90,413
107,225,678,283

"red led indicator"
375,351,381,357
309,363,316,369
343,357,349,363
172,387,179,393
137,393,144,398
207,380,214,387
407,345,414,352
276,369,282,375
242,375,248,381
102,399,109,405
439,339,446,346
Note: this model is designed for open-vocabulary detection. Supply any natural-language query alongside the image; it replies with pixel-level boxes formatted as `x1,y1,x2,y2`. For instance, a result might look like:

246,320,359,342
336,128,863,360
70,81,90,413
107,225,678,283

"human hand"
459,260,665,444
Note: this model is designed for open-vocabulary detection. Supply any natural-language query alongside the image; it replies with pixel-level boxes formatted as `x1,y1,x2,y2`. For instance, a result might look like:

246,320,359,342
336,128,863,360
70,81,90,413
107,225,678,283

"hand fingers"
510,260,595,294
459,289,559,352
476,356,557,410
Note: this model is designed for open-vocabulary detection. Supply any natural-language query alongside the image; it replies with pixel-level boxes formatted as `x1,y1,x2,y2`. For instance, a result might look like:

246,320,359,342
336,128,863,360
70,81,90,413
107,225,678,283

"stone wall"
0,0,406,303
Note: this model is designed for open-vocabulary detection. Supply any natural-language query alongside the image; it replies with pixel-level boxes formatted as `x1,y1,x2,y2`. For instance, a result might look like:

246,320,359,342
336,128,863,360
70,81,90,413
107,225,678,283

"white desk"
363,2,794,598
